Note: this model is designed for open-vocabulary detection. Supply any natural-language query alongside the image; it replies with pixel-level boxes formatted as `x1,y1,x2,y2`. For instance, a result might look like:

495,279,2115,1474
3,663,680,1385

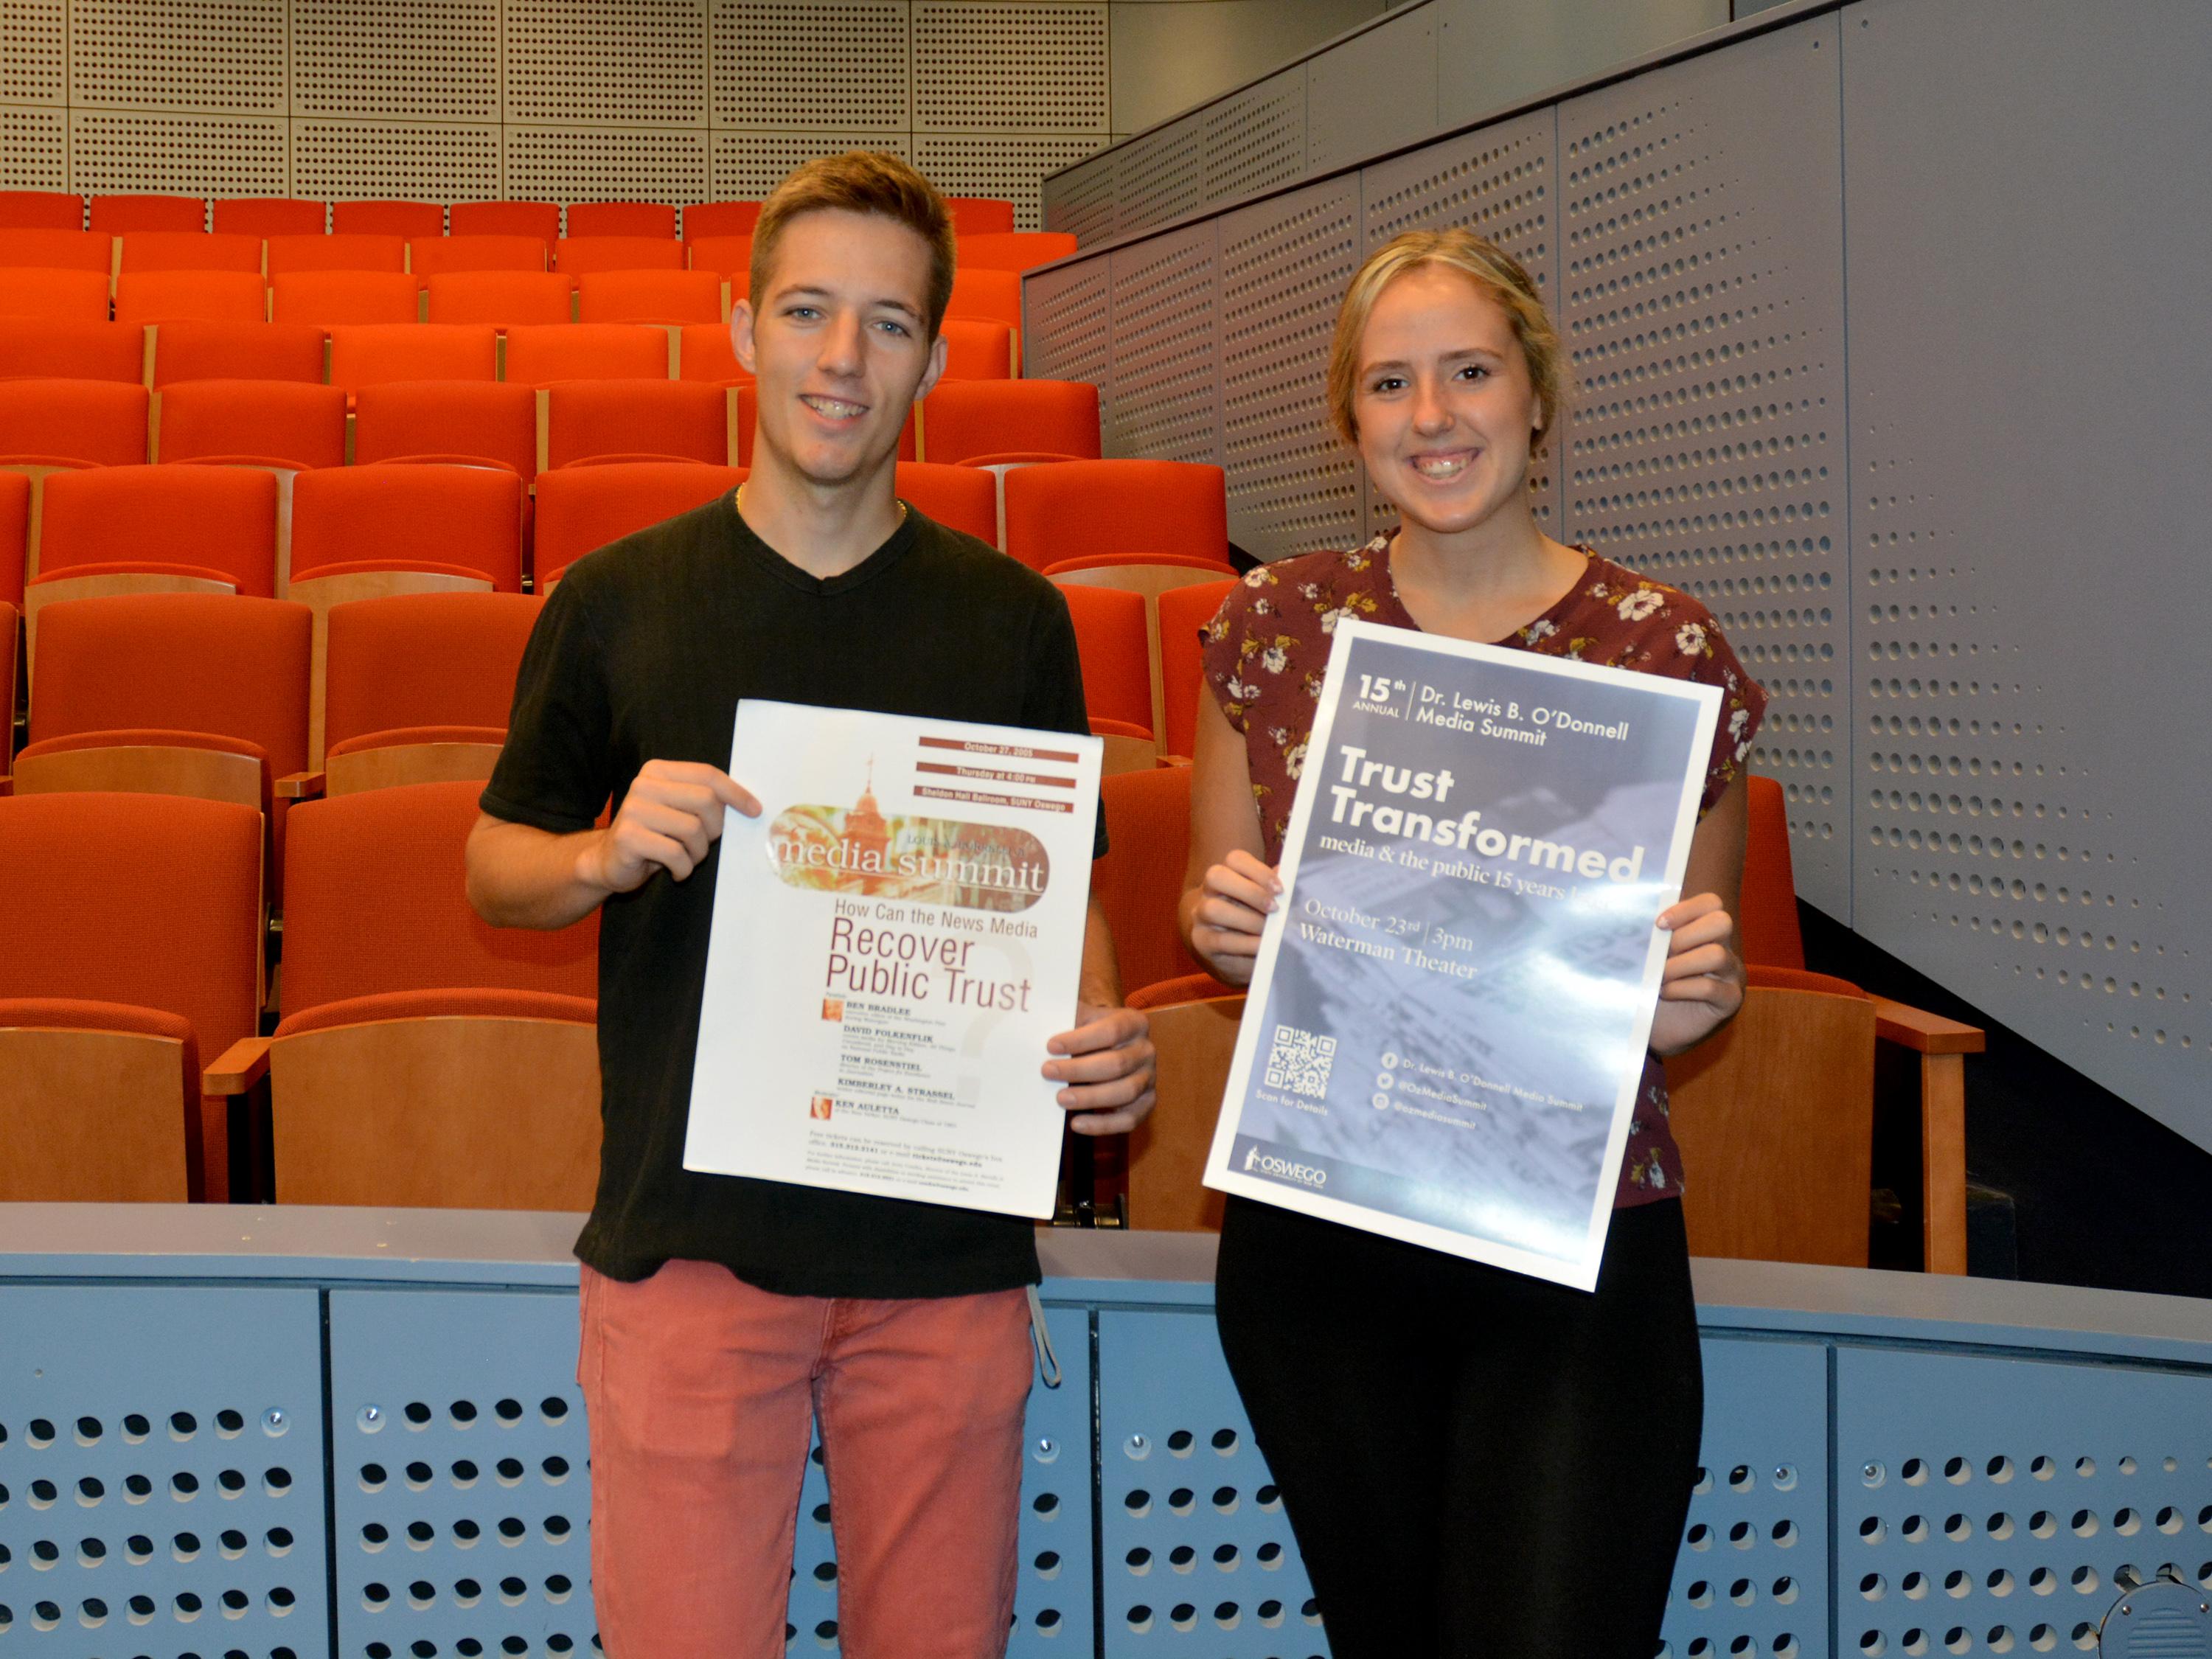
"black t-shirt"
481,494,1102,1298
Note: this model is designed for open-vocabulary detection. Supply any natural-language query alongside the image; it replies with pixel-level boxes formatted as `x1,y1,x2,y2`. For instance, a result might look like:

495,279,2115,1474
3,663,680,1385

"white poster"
1202,619,1720,1290
684,700,1102,1219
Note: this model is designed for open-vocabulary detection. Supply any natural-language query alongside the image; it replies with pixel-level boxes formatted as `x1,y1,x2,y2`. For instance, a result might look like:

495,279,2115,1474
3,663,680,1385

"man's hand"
1043,1004,1157,1136
1649,891,1745,1057
577,759,762,895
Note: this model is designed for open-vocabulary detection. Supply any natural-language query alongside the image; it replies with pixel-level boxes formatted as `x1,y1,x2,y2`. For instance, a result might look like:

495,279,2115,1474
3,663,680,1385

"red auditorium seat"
1060,585,1153,737
894,462,998,546
352,382,537,480
946,198,1016,235
567,202,676,240
545,380,734,468
321,592,543,795
0,191,87,231
449,202,563,243
534,461,745,587
424,271,572,327
212,198,327,237
88,195,206,234
114,271,267,326
0,320,145,384
0,471,26,608
1003,459,1228,574
332,201,445,238
684,202,761,239
273,271,418,325
578,269,723,324
503,323,669,386
956,232,1077,273
117,232,260,275
945,268,1021,338
326,324,498,393
554,237,686,280
1155,578,1237,761
154,380,348,470
266,233,408,276
1093,765,1208,999
149,321,325,387
410,235,550,280
676,323,748,384
0,791,262,1201
938,319,1013,380
0,378,149,469
205,779,600,1210
920,378,1100,465
685,235,752,281
0,269,111,323
0,229,115,274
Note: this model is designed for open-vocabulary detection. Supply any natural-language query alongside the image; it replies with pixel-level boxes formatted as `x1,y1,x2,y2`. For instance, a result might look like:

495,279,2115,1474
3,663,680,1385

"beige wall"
1108,0,1389,135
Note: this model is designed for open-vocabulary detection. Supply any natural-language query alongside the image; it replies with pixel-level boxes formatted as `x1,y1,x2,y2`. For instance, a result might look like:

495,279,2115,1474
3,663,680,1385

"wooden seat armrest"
204,1036,272,1096
274,771,325,800
1871,996,1985,1055
0,775,10,797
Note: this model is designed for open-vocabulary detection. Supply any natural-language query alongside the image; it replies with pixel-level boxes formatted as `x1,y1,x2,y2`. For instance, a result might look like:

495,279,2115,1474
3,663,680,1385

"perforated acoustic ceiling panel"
710,0,909,131
0,105,68,188
3,0,65,103
1360,105,1562,542
1107,220,1219,462
712,130,908,202
1020,252,1113,425
506,127,710,211
68,0,285,114
1557,15,1850,917
1841,0,2212,1132
69,108,285,197
1217,175,1361,562
1304,2,1437,177
0,1284,328,1659
911,135,1104,232
504,0,709,127
1113,122,1205,243
1203,67,1304,212
1659,1338,1830,1659
1834,1344,2212,1659
291,0,500,122
293,121,499,206
327,1289,596,1659
912,2,1107,133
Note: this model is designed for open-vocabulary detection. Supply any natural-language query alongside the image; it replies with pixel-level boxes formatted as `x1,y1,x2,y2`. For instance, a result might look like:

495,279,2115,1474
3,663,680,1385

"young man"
465,153,1155,1658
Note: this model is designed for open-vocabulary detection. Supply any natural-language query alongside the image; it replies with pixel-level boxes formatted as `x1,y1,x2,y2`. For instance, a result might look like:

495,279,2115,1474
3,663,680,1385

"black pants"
1214,1195,1703,1658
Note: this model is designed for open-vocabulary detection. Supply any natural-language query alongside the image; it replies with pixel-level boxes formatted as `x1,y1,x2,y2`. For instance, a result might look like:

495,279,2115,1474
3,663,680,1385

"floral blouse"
1201,536,1768,1208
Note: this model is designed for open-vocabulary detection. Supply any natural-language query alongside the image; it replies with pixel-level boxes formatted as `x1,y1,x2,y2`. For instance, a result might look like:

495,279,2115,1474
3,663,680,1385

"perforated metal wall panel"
1662,1338,1830,1659
506,126,710,210
712,129,908,201
1359,105,1562,541
1042,150,1118,248
69,108,285,196
291,0,501,122
1217,175,1361,561
1834,1344,2212,1659
912,2,1107,133
2,0,66,104
1557,15,1851,917
1113,121,1206,241
1304,2,1437,176
1020,252,1113,422
1202,67,1304,211
0,105,68,188
1107,221,1219,462
0,1284,327,1658
503,0,709,128
68,0,286,114
293,119,499,206
911,135,1104,232
1840,0,2212,1133
710,0,909,131
327,1288,597,1659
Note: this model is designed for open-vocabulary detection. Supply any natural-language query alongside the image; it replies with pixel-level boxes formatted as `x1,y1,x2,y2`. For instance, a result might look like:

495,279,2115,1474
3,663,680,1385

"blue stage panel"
1096,1308,1326,1659
0,1284,326,1659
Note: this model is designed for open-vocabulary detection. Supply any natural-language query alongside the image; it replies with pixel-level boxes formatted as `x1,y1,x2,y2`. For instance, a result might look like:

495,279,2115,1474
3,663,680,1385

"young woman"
1178,228,1767,1655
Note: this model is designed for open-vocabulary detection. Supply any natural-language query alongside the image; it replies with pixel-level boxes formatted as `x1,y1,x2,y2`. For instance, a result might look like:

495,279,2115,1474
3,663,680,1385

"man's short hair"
750,151,958,338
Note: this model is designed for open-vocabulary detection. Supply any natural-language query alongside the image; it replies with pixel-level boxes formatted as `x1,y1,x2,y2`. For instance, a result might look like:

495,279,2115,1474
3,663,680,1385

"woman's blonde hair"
1324,228,1569,451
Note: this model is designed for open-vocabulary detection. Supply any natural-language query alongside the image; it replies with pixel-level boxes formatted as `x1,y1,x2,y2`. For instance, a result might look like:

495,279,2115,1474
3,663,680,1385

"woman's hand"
1187,849,1281,987
1648,891,1744,1057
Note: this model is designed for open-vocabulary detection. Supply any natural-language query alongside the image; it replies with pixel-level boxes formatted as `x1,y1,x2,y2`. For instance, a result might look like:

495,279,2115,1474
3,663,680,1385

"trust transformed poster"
1202,619,1722,1289
684,701,1102,1219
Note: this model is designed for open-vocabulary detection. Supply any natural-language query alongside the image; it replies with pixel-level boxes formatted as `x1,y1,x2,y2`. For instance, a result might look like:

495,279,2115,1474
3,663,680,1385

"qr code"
1265,1024,1337,1098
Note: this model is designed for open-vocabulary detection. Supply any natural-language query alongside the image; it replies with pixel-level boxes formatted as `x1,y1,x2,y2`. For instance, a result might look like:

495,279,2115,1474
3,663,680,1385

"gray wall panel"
1303,0,1437,175
1435,0,1727,132
1113,118,1206,240
1022,251,1116,427
1558,14,1850,917
1217,174,1363,560
1202,66,1306,211
1842,0,2212,1138
1107,220,1221,462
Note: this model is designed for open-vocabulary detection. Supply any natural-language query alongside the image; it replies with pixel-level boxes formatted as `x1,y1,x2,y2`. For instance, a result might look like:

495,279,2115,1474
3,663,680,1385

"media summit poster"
1202,619,1721,1290
685,701,1102,1220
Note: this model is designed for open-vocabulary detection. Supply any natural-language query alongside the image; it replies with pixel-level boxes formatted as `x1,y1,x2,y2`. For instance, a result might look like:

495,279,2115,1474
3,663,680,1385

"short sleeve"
1679,613,1767,816
1021,586,1110,860
479,575,616,834
1198,571,1271,736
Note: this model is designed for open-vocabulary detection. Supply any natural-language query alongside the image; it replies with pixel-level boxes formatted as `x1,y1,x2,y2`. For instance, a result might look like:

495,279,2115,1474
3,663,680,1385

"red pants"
577,1259,1034,1659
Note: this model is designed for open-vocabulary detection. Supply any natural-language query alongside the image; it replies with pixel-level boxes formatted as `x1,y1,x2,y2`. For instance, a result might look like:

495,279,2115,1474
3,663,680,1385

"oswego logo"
1242,1145,1326,1188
